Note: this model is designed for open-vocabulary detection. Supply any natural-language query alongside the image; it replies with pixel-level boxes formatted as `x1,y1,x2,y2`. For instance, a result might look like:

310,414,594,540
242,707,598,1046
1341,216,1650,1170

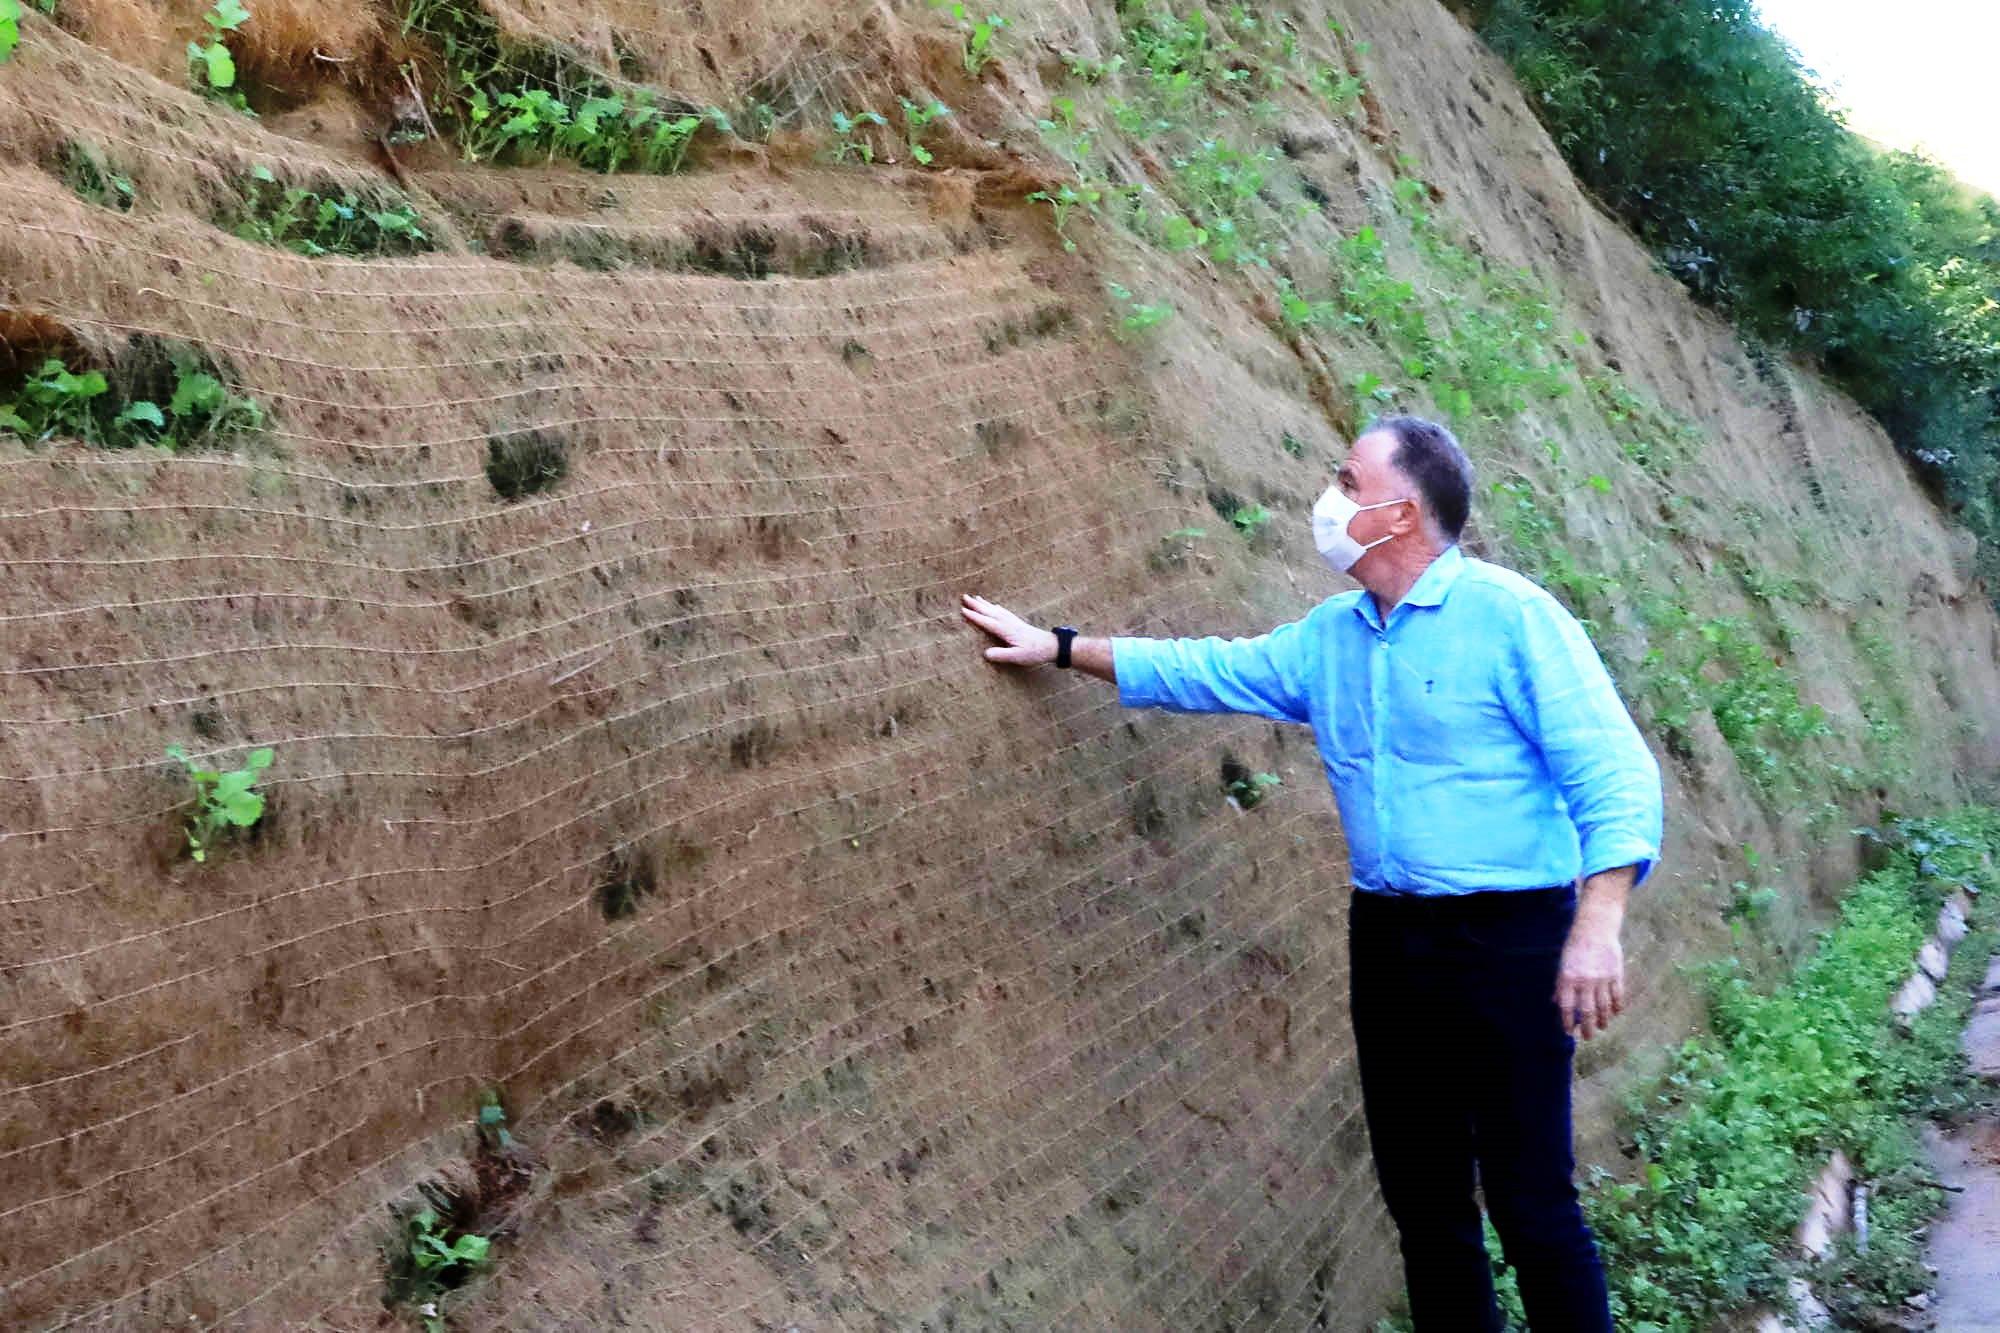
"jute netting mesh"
0,1,1390,1328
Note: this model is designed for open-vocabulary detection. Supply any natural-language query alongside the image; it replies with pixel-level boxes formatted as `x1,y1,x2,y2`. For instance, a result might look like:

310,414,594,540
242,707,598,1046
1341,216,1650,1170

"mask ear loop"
1352,496,1414,554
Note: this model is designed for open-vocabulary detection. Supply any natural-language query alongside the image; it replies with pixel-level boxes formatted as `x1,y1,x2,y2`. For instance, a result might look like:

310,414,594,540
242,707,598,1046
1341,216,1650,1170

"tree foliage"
1460,0,2000,556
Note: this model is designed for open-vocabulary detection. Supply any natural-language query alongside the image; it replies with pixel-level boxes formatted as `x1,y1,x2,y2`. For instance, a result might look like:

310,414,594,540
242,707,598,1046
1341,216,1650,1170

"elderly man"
960,415,1662,1331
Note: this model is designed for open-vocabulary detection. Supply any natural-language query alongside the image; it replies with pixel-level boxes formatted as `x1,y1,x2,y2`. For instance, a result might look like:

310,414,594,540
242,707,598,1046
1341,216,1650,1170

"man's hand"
960,593,1057,666
1556,866,1634,1040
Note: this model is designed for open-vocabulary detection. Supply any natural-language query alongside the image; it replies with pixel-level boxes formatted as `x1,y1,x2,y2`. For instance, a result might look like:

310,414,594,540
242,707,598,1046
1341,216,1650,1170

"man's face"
1333,430,1415,554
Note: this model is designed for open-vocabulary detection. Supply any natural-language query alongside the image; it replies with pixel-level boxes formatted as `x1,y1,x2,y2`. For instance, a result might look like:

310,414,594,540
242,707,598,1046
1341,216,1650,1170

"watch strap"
1052,625,1078,669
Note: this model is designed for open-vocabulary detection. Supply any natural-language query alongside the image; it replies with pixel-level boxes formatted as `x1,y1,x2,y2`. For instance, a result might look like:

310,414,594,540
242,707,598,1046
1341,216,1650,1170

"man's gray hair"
1369,415,1474,542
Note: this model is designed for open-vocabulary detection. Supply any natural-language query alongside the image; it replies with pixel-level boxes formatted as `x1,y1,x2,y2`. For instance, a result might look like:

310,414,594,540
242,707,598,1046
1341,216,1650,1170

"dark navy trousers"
1349,886,1614,1333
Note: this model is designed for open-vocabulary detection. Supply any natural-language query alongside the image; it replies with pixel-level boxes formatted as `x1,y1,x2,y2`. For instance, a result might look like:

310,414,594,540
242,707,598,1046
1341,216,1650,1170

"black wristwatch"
1051,625,1078,669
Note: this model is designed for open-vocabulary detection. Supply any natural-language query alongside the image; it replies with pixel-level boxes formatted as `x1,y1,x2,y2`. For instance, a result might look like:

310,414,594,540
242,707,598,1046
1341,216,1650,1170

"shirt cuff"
1110,636,1166,710
1581,833,1660,888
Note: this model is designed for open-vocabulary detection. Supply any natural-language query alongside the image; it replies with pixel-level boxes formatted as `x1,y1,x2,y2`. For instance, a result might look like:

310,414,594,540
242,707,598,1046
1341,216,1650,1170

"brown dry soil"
3,2,2000,1331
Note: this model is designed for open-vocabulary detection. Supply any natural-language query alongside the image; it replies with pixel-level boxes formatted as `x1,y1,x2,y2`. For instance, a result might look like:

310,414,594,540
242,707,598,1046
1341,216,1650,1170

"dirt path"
1924,953,2000,1330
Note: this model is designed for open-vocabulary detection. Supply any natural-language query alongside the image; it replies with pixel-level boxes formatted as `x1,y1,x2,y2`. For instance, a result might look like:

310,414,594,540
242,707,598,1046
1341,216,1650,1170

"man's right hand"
960,593,1057,666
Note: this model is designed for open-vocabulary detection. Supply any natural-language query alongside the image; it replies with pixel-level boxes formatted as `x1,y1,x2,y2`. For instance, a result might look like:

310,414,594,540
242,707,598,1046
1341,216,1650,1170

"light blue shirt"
1111,545,1663,895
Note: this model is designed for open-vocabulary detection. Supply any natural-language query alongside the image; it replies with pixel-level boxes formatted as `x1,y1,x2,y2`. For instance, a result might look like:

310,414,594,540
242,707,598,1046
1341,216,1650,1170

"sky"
1755,0,2000,199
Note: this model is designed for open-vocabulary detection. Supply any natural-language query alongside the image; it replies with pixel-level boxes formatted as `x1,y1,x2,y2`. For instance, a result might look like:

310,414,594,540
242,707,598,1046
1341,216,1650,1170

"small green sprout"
933,2,1007,75
1228,503,1272,539
1028,182,1104,251
476,1089,514,1152
403,1208,490,1331
166,743,273,863
898,97,951,165
188,0,253,113
1227,771,1281,809
831,108,887,163
1107,282,1173,339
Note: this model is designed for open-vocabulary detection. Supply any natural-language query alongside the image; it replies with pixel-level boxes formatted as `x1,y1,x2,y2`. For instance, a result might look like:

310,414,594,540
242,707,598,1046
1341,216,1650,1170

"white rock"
1788,1277,1833,1330
1937,899,1968,945
1918,938,1951,982
1797,1152,1853,1259
1893,971,1939,1017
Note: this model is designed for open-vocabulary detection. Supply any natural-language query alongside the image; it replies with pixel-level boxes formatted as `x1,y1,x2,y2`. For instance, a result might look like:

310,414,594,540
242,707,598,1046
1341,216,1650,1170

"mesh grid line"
0,4,1397,1327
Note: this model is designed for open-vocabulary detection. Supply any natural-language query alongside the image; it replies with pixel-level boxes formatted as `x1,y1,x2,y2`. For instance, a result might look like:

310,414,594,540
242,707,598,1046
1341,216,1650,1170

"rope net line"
0,5,1390,1328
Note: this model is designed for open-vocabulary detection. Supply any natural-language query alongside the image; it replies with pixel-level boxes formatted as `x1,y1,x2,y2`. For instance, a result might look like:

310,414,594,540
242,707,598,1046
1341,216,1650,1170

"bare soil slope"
2,2,1998,1330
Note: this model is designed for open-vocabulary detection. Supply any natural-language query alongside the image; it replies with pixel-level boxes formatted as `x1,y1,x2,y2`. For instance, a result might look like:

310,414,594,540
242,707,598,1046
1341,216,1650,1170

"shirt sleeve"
1501,591,1664,885
1110,612,1317,725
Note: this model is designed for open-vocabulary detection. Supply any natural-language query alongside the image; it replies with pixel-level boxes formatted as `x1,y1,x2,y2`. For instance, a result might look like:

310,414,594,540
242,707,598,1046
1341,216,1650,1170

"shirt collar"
1352,544,1465,628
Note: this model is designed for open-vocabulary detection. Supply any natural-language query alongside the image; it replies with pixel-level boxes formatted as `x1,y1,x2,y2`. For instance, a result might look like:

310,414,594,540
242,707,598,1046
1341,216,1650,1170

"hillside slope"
1,1,1996,1329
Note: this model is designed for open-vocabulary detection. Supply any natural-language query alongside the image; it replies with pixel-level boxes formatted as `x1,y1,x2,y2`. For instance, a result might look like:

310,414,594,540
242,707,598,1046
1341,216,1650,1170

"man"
959,416,1662,1332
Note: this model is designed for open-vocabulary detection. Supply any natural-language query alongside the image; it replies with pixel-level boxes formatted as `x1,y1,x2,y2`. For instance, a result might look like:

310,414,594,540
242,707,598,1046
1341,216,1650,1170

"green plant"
1027,182,1104,251
60,141,135,211
1226,770,1280,808
1106,282,1172,339
476,1088,514,1152
0,359,107,442
897,97,951,165
226,165,432,257
933,2,1006,75
1228,502,1271,539
187,0,252,113
0,0,22,63
2,345,264,453
462,87,707,172
1274,276,1336,331
1167,137,1279,267
1061,50,1124,83
403,0,716,174
1313,63,1364,114
399,1208,490,1331
1721,845,1780,947
830,108,887,164
165,743,274,863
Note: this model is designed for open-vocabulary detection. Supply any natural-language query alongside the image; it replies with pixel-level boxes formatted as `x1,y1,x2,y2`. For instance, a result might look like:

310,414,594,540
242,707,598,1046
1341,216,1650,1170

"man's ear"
1390,496,1422,536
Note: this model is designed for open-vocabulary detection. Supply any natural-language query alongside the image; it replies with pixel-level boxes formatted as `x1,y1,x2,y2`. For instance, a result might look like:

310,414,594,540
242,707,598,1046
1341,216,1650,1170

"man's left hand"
1556,867,1634,1040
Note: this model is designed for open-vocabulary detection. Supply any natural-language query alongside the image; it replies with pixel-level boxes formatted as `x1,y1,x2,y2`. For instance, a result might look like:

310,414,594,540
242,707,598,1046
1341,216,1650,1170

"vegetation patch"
595,844,656,921
52,140,135,212
386,1090,535,1331
0,334,267,452
220,166,433,257
484,429,567,500
401,0,726,174
1220,755,1280,810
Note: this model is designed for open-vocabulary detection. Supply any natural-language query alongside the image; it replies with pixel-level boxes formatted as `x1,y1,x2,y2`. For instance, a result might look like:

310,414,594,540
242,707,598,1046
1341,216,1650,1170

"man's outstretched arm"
959,594,1117,682
960,593,1314,723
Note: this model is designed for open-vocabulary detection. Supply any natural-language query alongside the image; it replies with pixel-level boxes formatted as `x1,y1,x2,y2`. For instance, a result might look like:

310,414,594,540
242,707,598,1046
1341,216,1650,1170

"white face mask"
1312,483,1410,573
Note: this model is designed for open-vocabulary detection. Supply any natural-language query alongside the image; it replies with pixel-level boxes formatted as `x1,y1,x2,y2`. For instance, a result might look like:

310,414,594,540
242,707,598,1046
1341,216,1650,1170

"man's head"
1330,416,1474,570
